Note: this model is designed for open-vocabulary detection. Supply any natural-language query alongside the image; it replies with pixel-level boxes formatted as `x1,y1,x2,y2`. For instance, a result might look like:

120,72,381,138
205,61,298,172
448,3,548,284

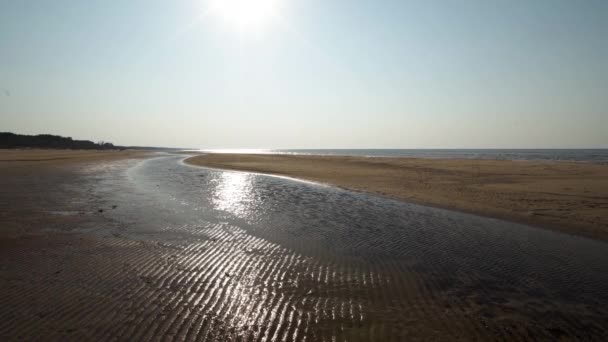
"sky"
1,0,606,149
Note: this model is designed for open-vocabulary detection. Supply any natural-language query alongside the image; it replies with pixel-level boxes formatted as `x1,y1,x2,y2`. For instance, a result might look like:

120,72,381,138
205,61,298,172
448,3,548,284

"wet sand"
0,149,148,166
0,149,150,237
186,153,608,241
2,151,608,341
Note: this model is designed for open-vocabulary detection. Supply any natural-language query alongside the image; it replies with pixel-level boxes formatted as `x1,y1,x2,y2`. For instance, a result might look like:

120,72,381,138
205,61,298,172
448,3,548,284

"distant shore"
186,153,608,241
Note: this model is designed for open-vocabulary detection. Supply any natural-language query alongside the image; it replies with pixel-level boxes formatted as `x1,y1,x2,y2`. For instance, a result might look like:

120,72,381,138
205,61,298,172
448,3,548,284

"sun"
207,0,281,33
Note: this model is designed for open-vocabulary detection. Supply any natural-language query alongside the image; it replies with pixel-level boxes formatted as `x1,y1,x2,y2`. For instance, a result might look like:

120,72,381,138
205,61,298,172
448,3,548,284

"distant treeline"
0,132,120,150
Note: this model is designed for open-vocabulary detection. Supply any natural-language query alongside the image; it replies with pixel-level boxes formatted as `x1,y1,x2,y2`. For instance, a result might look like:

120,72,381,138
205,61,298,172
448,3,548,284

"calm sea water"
198,149,608,164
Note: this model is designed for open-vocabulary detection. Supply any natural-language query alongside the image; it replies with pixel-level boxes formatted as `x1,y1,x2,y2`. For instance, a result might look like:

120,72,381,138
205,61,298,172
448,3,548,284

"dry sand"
186,153,608,241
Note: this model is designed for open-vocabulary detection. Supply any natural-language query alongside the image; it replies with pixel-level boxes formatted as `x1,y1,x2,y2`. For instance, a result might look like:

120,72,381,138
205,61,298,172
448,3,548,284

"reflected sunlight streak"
213,171,254,217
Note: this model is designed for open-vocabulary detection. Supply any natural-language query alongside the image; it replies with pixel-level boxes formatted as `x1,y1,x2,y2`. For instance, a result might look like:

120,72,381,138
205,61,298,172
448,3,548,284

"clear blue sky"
1,0,606,148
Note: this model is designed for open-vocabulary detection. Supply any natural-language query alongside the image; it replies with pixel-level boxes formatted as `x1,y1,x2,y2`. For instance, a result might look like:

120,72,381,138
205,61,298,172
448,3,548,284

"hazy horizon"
1,0,607,149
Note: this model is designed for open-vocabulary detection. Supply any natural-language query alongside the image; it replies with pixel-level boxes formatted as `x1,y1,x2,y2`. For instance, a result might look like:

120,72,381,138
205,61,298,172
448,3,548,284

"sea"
196,149,608,164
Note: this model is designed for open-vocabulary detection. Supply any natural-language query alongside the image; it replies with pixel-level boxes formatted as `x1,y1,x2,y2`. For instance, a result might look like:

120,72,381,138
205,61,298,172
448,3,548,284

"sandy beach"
186,153,608,241
0,149,150,237
2,150,608,340
0,149,148,166
4,0,606,338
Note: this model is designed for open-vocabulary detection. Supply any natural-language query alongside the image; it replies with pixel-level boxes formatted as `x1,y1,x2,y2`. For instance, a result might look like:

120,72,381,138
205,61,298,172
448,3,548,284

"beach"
0,149,150,237
4,0,606,339
186,153,608,241
0,149,148,165
2,150,608,340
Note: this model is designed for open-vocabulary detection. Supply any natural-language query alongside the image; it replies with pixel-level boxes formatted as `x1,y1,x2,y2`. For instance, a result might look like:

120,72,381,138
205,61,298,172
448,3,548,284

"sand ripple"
1,155,607,341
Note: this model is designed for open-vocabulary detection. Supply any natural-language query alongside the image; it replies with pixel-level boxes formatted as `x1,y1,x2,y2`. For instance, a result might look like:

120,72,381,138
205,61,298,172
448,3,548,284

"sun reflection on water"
213,172,254,217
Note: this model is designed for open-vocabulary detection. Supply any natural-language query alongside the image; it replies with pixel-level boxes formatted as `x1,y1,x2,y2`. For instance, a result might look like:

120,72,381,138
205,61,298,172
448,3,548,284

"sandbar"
186,153,608,241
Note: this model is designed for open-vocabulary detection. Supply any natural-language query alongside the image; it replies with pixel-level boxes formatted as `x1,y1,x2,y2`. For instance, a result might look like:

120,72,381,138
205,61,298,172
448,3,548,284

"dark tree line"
0,132,121,150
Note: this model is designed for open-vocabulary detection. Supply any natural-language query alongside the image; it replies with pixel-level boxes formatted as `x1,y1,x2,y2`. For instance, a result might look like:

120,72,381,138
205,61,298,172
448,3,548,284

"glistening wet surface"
2,154,608,341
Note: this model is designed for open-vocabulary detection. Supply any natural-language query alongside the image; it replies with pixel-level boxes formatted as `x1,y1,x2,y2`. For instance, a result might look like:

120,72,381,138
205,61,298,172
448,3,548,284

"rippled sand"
1,153,608,341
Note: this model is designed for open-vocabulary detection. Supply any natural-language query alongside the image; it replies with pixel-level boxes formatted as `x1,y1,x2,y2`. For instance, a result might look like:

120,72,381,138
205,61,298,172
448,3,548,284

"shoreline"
185,153,608,242
2,150,608,339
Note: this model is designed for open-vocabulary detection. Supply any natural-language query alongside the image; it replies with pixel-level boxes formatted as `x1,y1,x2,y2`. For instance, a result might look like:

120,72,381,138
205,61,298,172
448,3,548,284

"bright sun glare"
207,0,281,33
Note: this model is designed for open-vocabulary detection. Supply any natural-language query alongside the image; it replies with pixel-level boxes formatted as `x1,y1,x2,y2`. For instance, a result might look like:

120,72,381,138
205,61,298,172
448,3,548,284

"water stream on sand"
29,154,608,340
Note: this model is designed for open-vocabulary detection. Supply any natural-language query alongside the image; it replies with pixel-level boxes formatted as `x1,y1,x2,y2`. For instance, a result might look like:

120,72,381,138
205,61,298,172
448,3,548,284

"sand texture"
186,153,608,241
0,149,149,167
2,151,608,340
0,149,150,237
